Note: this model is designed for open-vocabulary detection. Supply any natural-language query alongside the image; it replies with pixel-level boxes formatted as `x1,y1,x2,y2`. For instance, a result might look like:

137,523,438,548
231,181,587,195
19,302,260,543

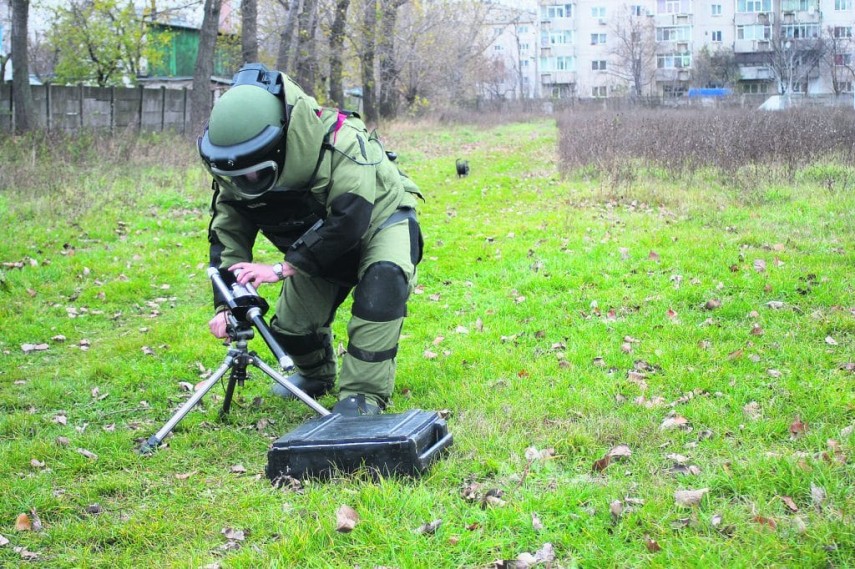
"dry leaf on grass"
674,488,709,507
335,505,359,533
414,519,442,535
14,514,31,532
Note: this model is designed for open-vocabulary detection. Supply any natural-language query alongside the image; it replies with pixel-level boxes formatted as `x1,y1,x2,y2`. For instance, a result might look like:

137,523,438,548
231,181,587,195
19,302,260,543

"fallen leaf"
414,519,442,535
780,496,799,513
753,259,767,273
229,464,247,474
743,402,762,421
810,484,826,510
752,515,777,530
14,546,40,560
601,445,629,461
175,472,196,480
609,500,623,522
674,488,709,507
21,343,49,354
750,324,764,336
648,250,660,261
644,535,661,552
825,336,838,346
704,299,721,310
76,448,98,460
335,505,359,533
221,527,246,541
85,504,103,515
592,456,611,472
531,513,544,531
14,514,32,532
789,417,807,439
660,415,691,431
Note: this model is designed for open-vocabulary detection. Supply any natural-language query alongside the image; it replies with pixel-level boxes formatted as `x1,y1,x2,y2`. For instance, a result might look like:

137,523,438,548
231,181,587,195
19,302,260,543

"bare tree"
276,0,300,72
294,0,318,92
607,4,656,98
377,0,406,119
395,0,493,111
821,26,855,97
189,0,222,138
692,45,740,88
241,0,258,64
360,0,377,123
11,0,33,133
327,0,350,106
766,26,825,96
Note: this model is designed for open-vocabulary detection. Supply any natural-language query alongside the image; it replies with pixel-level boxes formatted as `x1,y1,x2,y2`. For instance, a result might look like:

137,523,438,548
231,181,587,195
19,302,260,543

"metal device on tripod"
140,268,452,480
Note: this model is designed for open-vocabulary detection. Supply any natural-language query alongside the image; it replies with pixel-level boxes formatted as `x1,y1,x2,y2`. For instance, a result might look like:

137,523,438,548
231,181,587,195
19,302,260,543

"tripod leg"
219,371,239,420
252,357,331,417
139,357,234,454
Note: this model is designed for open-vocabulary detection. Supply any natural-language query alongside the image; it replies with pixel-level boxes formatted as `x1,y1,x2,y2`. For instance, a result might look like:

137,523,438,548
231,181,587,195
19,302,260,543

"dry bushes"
557,107,855,190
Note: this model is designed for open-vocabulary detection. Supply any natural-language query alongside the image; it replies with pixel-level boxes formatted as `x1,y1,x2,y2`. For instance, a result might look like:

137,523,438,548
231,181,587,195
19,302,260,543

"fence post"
182,87,188,135
110,86,115,135
79,83,84,129
138,85,144,130
160,86,166,131
46,82,52,133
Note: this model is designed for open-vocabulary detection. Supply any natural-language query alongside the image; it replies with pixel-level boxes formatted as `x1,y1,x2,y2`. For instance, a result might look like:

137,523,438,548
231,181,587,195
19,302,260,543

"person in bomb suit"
198,63,423,416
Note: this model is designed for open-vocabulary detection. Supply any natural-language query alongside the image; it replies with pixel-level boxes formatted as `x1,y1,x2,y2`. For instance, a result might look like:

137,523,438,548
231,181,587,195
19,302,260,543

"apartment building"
484,0,855,99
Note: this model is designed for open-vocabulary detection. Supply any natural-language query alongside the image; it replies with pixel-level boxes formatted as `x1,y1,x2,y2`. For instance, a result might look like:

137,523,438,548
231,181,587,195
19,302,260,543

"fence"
0,83,206,134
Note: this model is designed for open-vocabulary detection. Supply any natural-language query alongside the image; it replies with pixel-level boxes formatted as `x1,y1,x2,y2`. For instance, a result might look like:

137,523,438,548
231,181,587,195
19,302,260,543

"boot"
271,373,333,400
331,394,382,417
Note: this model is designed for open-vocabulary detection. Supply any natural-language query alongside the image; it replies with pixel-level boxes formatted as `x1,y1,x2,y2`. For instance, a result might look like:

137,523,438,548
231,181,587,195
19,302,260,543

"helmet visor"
209,161,279,197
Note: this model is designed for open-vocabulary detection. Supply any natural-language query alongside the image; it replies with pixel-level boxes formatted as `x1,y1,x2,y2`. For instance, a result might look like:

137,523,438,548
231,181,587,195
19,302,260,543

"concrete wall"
0,83,198,134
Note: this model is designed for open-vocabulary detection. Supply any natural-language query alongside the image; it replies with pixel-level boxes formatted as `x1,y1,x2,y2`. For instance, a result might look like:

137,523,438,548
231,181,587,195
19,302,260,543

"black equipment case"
266,409,452,480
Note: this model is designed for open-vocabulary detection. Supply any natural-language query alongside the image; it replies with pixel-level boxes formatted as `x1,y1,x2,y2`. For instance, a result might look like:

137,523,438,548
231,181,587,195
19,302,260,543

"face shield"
198,123,286,198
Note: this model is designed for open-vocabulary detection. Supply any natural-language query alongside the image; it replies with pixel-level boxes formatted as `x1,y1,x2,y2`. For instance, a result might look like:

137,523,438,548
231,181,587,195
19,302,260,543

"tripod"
139,269,330,454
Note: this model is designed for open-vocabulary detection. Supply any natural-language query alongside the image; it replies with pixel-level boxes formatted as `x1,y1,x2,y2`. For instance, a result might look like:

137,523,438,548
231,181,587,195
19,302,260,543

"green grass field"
0,119,852,568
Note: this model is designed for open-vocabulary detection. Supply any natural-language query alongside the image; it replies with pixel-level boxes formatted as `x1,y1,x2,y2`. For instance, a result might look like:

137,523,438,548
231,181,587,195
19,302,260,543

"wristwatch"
272,262,285,281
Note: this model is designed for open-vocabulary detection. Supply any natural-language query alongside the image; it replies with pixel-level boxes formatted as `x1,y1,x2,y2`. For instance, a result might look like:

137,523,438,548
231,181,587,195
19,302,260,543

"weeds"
557,107,855,196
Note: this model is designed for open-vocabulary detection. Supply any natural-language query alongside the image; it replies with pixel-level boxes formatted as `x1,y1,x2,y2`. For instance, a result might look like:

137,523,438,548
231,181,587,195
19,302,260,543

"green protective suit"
207,74,423,407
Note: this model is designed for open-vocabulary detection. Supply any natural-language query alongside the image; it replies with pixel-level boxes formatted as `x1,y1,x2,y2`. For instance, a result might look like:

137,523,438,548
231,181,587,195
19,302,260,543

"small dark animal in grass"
455,159,470,178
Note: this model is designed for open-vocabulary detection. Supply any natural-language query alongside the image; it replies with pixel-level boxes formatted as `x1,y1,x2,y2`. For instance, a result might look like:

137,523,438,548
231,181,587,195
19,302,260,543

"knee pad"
271,329,330,357
352,262,408,322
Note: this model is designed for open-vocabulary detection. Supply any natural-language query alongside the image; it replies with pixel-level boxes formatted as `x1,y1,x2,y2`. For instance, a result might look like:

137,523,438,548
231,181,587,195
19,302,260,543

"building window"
657,0,691,14
591,33,607,45
834,27,852,38
742,82,769,94
591,6,606,18
781,0,819,10
838,81,854,92
541,4,574,19
542,30,573,45
630,5,644,16
836,0,853,9
556,56,575,70
657,26,692,41
781,24,821,38
737,0,772,12
657,53,692,68
592,60,607,70
493,45,503,52
521,60,530,68
737,25,771,40
592,86,608,98
835,53,853,66
540,56,576,71
517,25,528,34
711,4,722,15
712,30,723,42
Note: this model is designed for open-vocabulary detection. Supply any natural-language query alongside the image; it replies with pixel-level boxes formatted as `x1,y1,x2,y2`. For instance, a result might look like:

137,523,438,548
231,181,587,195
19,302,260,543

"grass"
0,119,853,568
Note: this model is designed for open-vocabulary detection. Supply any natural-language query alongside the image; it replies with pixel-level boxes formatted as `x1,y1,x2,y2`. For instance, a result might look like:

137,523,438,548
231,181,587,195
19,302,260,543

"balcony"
740,65,773,80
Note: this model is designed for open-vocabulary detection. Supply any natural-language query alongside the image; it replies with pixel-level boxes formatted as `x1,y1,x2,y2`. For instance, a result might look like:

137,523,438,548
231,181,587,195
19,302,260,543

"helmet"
198,64,287,198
